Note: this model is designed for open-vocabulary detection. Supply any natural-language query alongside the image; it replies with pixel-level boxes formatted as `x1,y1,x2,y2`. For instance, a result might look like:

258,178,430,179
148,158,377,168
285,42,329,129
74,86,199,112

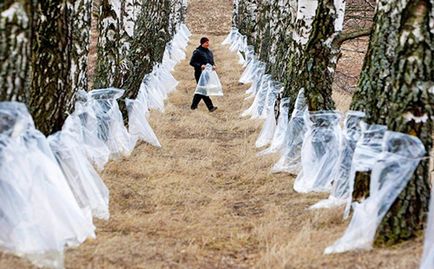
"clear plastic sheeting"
194,64,223,96
125,99,161,148
343,122,388,218
180,23,192,38
71,91,110,171
0,102,95,269
239,57,259,84
247,78,280,120
244,62,267,99
139,75,166,112
0,21,190,268
89,88,135,159
256,106,277,148
310,111,365,209
271,90,307,173
229,33,247,53
242,74,272,118
257,97,290,156
420,187,434,269
325,131,426,254
294,111,342,193
48,130,110,220
222,27,240,45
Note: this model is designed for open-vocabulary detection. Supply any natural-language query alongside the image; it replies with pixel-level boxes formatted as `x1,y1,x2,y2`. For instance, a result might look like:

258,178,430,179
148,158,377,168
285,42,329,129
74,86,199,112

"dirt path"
0,0,422,268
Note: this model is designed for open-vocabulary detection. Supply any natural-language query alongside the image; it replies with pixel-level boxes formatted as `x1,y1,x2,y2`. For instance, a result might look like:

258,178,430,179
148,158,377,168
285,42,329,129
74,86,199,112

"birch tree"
350,0,434,244
0,1,30,102
29,0,92,135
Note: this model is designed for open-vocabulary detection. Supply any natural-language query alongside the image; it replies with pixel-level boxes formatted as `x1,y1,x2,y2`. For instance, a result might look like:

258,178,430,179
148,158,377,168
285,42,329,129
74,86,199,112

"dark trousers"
191,70,214,110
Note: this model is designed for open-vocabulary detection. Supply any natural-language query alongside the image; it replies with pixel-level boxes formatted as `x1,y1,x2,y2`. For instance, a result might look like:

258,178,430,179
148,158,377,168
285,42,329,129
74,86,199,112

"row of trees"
0,0,186,134
234,0,434,245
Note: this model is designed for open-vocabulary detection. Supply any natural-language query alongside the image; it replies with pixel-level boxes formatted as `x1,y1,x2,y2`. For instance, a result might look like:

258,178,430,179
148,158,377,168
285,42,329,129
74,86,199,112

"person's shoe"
209,107,218,112
191,106,197,110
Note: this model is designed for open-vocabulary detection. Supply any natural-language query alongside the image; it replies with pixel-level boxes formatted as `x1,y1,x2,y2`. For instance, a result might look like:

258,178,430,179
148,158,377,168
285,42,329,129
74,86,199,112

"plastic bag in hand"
325,131,425,254
194,64,223,96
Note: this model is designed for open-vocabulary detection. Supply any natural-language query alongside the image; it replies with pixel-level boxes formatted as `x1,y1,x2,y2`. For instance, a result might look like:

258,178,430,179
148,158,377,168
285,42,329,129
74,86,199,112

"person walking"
189,37,218,112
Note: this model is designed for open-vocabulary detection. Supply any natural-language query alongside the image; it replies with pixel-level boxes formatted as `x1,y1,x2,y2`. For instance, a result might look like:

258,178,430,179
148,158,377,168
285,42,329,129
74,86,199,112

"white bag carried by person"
194,64,223,96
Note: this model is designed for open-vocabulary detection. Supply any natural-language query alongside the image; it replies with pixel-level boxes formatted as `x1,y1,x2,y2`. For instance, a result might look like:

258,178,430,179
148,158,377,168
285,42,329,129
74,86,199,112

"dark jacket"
190,46,215,76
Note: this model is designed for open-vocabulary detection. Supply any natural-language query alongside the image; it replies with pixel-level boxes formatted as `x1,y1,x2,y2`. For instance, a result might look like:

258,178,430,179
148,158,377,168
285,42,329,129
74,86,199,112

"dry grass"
0,0,424,268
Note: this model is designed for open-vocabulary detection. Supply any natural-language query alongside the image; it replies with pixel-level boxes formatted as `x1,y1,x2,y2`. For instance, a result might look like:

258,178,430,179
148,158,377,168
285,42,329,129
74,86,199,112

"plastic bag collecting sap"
293,111,341,193
71,91,110,171
0,102,95,268
257,97,290,156
48,130,110,221
343,122,388,218
309,111,365,209
194,64,223,96
325,131,425,254
125,98,161,148
89,88,134,159
271,89,308,174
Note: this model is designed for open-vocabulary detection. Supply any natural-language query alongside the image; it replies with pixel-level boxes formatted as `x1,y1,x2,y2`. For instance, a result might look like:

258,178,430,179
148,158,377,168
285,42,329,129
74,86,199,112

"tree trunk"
236,0,258,45
350,0,434,244
29,0,92,135
93,0,122,88
121,0,171,100
284,0,344,111
70,0,92,92
29,1,72,135
0,1,31,102
94,0,173,100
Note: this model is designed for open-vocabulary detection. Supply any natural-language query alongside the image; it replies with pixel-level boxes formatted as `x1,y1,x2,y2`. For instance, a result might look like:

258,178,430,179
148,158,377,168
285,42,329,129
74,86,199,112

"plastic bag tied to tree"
89,88,135,159
48,127,110,220
257,97,290,157
294,111,342,193
271,89,308,173
0,102,95,269
310,111,365,209
325,131,426,254
125,98,161,148
71,90,111,171
343,122,388,218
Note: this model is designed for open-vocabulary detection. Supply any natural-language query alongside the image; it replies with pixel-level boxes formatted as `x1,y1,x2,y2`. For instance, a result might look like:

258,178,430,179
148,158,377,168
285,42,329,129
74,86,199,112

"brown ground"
0,0,423,268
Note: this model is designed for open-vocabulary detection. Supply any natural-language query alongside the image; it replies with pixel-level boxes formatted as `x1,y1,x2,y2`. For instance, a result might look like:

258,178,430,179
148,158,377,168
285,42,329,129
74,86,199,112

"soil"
0,0,423,268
